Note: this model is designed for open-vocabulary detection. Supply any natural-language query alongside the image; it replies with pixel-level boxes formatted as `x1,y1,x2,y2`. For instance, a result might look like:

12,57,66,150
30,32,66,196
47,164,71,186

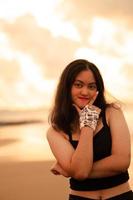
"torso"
63,107,131,199
70,182,131,199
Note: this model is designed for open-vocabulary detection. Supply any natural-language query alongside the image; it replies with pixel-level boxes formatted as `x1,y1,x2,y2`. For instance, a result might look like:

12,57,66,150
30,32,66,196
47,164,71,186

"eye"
74,82,83,88
88,84,97,90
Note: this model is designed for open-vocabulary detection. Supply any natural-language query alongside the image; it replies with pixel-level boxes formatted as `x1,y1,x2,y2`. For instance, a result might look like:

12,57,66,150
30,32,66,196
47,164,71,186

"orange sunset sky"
0,0,133,109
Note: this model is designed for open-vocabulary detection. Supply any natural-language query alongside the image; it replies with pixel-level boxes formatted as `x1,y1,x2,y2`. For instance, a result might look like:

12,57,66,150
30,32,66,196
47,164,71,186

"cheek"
89,89,97,96
71,87,78,101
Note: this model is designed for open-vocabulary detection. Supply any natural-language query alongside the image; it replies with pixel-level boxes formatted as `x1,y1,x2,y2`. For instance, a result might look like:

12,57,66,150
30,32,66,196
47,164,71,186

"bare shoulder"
106,103,130,138
106,104,125,125
46,126,69,141
105,104,131,163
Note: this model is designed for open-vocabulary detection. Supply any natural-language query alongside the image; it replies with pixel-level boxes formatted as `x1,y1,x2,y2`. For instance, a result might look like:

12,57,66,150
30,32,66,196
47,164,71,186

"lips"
78,97,89,100
78,97,89,102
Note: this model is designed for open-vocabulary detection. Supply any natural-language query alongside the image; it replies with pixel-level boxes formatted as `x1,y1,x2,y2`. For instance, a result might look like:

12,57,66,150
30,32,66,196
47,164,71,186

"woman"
47,59,133,199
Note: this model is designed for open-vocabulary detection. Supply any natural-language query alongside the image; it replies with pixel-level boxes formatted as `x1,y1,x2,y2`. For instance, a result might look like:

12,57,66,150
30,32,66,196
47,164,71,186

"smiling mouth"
79,96,89,99
78,97,89,101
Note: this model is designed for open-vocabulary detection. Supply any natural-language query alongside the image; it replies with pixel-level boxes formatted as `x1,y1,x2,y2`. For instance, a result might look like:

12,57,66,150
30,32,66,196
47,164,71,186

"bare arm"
89,106,131,178
47,126,93,180
47,92,101,180
50,161,70,177
51,107,131,179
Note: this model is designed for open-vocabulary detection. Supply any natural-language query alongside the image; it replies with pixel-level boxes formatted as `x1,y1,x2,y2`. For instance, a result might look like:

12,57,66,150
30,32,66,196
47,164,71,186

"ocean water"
0,122,54,162
0,105,132,162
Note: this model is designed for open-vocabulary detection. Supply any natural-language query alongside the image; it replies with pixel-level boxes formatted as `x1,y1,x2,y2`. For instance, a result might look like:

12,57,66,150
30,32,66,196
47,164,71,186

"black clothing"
69,191,133,200
69,108,129,191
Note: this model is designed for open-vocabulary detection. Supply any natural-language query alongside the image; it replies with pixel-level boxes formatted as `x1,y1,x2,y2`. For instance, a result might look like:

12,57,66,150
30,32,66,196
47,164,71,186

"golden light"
0,0,61,21
17,53,44,87
45,19,80,41
0,47,56,108
74,47,130,102
16,53,57,105
0,32,8,44
0,0,79,41
0,32,15,60
0,0,132,181
73,16,133,103
0,123,54,161
0,2,133,108
119,32,133,60
89,17,117,47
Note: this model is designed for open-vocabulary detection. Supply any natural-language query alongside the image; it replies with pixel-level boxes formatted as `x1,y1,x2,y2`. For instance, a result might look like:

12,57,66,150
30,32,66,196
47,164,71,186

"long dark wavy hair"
49,59,108,135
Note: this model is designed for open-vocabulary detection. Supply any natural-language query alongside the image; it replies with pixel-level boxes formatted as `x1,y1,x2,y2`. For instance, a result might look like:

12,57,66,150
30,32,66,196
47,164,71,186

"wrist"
80,126,94,134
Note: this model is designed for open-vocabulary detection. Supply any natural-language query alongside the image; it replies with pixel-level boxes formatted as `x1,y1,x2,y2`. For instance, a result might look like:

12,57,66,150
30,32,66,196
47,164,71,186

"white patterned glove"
79,105,101,131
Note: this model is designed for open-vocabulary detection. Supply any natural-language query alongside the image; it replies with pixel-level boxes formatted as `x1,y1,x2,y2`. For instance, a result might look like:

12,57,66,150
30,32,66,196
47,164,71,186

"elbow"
116,154,131,173
121,160,130,172
122,154,131,171
71,170,90,180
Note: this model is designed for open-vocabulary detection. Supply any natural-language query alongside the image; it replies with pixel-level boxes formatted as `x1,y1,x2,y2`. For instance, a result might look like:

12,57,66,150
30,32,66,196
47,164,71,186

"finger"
92,106,101,114
89,104,99,110
72,104,81,113
51,169,60,175
96,107,101,113
88,91,99,106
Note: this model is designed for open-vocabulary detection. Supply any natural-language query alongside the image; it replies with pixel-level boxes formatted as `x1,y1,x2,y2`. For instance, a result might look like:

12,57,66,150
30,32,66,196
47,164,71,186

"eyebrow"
74,80,96,85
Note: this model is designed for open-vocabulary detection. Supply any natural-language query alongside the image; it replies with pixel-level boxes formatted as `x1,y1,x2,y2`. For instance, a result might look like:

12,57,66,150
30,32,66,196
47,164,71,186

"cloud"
121,64,133,82
0,58,21,83
58,0,133,21
0,3,132,108
0,14,79,79
57,0,133,38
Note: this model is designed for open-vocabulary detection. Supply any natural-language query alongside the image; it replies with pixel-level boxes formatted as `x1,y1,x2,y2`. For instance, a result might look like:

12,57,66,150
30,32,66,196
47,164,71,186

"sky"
0,0,133,109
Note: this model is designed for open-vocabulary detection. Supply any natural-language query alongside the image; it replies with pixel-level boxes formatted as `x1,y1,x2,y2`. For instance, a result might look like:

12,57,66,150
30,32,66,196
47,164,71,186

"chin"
73,101,86,109
78,104,85,109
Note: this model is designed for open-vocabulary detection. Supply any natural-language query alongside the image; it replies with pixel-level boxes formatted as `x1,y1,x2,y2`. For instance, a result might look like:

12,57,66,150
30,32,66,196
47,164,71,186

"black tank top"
69,108,129,191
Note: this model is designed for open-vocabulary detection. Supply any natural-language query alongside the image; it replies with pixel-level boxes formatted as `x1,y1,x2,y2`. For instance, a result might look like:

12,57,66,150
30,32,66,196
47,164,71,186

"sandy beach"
0,122,69,200
0,160,69,200
0,120,133,200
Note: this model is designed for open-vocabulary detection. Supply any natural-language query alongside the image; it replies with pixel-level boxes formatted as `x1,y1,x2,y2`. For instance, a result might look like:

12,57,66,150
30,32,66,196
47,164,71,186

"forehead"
75,70,96,83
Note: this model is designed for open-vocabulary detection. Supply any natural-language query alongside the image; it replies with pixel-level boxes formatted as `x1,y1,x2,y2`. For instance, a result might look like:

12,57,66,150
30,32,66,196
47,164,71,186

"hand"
50,162,61,175
50,161,70,177
73,91,101,131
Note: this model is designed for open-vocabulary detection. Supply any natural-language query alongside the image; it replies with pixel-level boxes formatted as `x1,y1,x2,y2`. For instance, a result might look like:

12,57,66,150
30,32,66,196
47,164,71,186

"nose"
80,86,89,96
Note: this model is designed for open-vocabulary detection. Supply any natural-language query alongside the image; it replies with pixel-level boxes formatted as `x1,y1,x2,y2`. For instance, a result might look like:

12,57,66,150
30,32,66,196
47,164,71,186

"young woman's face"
71,70,97,108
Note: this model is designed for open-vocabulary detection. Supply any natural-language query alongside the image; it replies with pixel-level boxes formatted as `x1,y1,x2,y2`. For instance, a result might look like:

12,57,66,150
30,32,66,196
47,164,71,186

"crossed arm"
47,107,131,180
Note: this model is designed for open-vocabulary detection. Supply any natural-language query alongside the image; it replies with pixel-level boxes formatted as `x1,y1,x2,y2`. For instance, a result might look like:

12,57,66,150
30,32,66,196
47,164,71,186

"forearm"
57,155,124,178
51,162,70,177
66,100,100,180
59,167,70,177
89,154,130,178
69,127,93,180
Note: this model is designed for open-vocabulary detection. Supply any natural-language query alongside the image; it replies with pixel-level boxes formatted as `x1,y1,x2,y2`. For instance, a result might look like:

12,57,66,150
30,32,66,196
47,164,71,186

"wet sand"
0,160,68,200
0,122,69,200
